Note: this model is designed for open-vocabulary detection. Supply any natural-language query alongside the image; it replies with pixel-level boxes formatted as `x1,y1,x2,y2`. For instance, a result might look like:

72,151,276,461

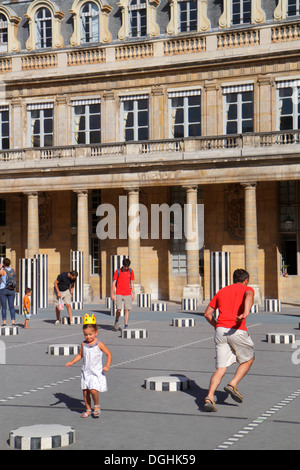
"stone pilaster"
75,190,92,302
25,191,39,259
127,188,143,294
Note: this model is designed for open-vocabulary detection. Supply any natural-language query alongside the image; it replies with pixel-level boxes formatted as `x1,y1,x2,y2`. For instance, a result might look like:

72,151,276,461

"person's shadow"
50,392,84,415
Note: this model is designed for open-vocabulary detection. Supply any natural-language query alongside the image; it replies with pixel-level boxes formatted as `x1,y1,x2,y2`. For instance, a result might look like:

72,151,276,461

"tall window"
121,96,149,141
0,14,8,52
28,103,54,148
169,90,201,138
232,0,251,25
72,100,101,145
277,81,300,131
178,0,197,32
279,181,299,275
129,0,147,37
81,2,99,43
36,7,52,49
288,0,300,16
223,85,254,134
0,107,9,150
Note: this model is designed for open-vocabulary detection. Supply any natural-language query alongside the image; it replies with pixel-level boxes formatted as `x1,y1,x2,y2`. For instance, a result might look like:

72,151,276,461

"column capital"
74,189,88,196
125,187,139,194
24,191,38,198
241,182,257,189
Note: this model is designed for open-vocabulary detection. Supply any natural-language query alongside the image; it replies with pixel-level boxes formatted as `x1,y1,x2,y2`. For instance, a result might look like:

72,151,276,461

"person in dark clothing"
54,270,78,325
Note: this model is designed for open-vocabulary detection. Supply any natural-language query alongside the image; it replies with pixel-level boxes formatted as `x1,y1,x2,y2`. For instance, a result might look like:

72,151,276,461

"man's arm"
54,279,61,298
130,280,135,300
236,290,254,321
111,279,116,300
204,305,217,328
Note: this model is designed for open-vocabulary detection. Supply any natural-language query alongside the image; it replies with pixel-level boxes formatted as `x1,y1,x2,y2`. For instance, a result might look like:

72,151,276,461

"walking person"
111,258,135,330
53,270,78,325
66,314,112,418
203,268,255,412
0,258,17,326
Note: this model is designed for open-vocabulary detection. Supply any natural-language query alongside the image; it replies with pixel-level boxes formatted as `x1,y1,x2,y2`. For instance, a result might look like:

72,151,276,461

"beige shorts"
115,294,132,311
53,289,72,306
215,327,254,368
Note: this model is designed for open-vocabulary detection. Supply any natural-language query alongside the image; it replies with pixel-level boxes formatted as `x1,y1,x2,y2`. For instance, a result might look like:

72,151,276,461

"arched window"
0,14,8,52
36,7,52,49
0,6,20,53
118,0,160,40
81,2,99,43
129,0,147,37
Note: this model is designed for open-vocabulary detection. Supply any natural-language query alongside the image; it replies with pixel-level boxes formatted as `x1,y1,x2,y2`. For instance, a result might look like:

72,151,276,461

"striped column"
265,299,281,312
210,251,230,298
34,254,48,308
70,251,83,309
19,258,38,315
137,293,151,308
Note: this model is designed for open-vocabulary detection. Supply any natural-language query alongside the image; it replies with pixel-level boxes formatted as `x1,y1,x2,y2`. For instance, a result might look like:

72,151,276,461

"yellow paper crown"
83,314,97,325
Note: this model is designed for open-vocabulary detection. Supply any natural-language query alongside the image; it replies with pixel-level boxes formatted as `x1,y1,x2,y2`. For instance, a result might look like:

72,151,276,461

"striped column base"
9,424,75,450
105,297,111,308
181,298,197,311
265,299,281,312
137,294,151,308
122,329,148,339
48,344,81,356
144,375,191,392
172,318,195,327
251,304,259,313
62,316,83,325
151,302,167,311
266,333,295,344
0,326,19,336
71,302,83,310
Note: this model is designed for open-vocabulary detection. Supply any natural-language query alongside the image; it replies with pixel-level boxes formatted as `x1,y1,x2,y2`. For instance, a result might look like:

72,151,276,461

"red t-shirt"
209,283,254,331
113,268,134,295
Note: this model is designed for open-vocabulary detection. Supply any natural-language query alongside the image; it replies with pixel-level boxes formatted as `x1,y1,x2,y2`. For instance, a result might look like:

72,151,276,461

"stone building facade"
0,0,299,305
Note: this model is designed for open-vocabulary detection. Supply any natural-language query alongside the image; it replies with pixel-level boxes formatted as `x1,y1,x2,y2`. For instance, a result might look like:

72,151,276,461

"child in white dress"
66,314,112,418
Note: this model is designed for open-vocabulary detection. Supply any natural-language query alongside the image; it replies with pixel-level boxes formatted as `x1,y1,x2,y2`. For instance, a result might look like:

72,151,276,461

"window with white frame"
0,107,9,150
232,0,251,25
0,14,8,52
223,85,254,134
129,0,147,37
287,0,300,16
36,7,52,49
277,80,300,131
90,189,101,275
169,90,201,138
72,99,101,145
178,0,197,32
81,2,99,43
171,187,187,274
120,95,149,141
27,103,54,148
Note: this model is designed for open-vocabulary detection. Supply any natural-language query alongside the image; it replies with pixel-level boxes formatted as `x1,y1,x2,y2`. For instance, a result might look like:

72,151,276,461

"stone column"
75,190,92,302
127,188,143,294
183,186,202,303
242,182,261,304
26,192,39,258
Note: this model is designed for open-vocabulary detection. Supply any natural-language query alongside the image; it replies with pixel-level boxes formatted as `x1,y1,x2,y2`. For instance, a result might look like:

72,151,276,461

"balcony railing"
0,131,299,166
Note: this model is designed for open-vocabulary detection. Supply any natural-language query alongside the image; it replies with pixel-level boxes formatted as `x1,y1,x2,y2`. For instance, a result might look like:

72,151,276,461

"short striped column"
266,333,295,344
210,251,230,298
137,294,151,308
105,297,111,309
251,304,259,313
70,251,83,310
0,326,19,336
62,316,83,325
19,258,38,315
9,424,75,450
34,254,48,308
265,299,281,312
181,298,197,311
48,344,81,356
144,375,191,392
172,318,195,327
122,328,148,339
151,302,167,312
0,340,5,364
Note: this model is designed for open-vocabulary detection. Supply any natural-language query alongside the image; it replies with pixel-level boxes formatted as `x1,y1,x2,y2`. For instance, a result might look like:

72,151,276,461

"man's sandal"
81,410,92,418
224,383,243,403
204,397,217,412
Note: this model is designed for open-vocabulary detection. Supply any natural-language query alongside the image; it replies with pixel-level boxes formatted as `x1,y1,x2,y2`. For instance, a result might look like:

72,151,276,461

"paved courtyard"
1,300,300,452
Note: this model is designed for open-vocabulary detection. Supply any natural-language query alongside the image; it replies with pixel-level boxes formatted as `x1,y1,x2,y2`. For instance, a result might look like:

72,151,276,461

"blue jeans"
0,288,16,322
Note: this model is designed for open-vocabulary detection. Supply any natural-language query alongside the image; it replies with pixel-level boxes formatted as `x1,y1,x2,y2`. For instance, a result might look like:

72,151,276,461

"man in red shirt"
111,258,135,330
203,269,255,412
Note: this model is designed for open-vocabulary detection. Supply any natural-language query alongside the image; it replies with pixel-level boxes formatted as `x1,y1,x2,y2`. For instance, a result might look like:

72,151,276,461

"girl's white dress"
81,341,108,392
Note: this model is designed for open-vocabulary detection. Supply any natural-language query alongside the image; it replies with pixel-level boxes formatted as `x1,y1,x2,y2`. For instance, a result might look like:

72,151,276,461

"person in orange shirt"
23,287,32,329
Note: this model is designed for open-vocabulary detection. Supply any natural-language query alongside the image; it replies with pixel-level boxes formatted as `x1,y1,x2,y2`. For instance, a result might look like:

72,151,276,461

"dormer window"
81,2,99,43
0,14,8,52
36,7,52,49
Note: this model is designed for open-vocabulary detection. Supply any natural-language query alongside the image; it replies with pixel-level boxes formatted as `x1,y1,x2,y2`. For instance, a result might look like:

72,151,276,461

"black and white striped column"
19,258,38,315
265,299,281,312
137,294,151,308
70,251,83,309
181,298,197,311
210,251,231,298
151,302,167,312
34,254,48,308
266,333,295,344
9,424,75,450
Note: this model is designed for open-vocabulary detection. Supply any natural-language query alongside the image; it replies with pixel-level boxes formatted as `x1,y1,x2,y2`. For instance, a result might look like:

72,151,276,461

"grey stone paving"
1,301,300,453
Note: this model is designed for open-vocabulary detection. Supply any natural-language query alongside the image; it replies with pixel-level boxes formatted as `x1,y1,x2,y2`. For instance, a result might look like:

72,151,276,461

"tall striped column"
34,254,48,308
70,251,83,309
19,258,38,315
110,255,127,316
210,251,230,298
